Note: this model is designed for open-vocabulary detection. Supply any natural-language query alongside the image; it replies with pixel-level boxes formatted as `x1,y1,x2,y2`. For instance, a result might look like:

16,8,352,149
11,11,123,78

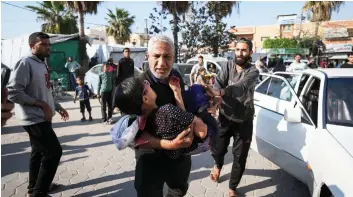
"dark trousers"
101,91,112,121
69,72,76,91
211,114,253,190
134,150,191,197
23,121,62,197
79,99,91,114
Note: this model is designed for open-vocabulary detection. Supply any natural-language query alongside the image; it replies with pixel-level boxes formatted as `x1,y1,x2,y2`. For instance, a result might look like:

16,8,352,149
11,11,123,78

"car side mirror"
284,106,302,123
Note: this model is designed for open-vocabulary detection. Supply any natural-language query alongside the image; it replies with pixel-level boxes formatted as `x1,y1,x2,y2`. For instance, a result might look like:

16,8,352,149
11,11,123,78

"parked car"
173,63,195,87
84,64,142,95
186,55,227,74
252,68,353,197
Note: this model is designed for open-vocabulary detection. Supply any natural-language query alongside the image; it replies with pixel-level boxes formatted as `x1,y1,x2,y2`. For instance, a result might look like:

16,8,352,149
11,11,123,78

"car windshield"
326,78,353,127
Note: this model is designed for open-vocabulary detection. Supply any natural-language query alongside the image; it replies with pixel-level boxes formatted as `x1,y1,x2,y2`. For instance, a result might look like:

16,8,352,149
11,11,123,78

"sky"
1,1,353,40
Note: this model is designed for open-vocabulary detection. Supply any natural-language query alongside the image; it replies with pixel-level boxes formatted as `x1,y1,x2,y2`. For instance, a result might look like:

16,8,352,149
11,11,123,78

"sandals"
210,165,221,183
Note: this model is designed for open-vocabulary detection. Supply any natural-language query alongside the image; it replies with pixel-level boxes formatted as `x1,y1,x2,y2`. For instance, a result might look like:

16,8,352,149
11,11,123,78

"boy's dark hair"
348,52,353,57
198,55,203,60
295,53,302,58
76,76,83,81
115,76,144,115
29,32,50,45
123,48,130,53
198,67,206,74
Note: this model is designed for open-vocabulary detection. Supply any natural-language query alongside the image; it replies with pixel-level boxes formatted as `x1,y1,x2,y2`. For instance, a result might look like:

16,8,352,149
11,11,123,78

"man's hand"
1,103,14,127
58,108,69,121
169,127,194,150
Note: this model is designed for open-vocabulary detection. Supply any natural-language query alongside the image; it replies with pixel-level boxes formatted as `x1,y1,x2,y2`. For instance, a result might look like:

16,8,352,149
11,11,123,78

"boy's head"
115,77,157,115
76,76,83,85
199,67,206,76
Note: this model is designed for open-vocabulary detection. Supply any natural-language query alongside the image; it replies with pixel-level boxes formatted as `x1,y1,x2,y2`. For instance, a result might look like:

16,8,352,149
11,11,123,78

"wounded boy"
113,76,208,159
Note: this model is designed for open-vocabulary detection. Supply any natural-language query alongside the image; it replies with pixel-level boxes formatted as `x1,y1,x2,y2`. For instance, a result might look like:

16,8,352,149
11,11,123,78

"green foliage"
26,1,78,34
106,8,135,44
262,38,297,49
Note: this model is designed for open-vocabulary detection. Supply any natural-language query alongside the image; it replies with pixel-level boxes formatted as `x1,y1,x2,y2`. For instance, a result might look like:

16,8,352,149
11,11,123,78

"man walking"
7,32,69,197
190,55,206,86
127,35,196,197
64,57,81,90
341,52,353,68
206,38,259,197
116,48,134,86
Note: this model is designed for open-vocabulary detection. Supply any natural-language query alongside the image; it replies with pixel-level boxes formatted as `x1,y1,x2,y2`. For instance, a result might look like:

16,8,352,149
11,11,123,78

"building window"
261,37,270,41
283,25,291,32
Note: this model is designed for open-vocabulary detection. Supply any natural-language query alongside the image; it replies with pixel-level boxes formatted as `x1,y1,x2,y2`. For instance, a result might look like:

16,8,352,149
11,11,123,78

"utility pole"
298,11,304,39
144,18,148,47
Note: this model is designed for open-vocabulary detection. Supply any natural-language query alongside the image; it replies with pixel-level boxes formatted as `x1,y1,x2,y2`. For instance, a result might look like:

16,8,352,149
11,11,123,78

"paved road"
1,98,310,197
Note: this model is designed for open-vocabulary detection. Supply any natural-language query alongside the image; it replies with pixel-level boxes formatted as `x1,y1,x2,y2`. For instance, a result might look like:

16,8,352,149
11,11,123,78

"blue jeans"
69,72,76,90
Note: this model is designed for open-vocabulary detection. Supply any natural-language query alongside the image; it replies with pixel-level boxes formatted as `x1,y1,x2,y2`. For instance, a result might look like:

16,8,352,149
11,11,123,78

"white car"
252,69,353,197
186,55,228,73
84,64,142,95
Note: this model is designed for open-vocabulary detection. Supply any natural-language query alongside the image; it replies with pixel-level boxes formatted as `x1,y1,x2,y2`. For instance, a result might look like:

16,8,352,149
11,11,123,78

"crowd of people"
1,30,353,197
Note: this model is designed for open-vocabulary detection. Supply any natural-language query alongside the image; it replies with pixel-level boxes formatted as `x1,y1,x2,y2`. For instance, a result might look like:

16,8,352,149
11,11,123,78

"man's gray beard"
150,68,171,79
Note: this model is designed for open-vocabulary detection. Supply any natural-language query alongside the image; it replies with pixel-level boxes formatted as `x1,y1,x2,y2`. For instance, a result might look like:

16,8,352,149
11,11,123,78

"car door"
253,74,316,183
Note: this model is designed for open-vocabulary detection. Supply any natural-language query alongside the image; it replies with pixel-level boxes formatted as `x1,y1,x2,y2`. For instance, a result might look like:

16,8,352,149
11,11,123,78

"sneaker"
107,118,113,124
81,117,86,122
89,117,93,121
102,119,107,124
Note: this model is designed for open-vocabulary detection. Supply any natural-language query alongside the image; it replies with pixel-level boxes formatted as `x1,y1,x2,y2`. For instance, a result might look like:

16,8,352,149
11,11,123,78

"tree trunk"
78,11,89,75
172,11,179,63
213,16,220,57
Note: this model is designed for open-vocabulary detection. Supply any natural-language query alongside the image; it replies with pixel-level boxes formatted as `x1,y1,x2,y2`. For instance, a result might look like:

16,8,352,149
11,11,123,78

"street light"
144,18,148,47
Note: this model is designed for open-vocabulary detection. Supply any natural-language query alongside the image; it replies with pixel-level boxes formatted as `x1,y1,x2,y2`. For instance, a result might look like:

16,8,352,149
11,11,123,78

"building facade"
230,16,353,54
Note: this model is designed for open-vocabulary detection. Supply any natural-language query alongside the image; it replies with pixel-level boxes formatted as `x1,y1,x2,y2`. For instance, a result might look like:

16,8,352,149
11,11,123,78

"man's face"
235,42,252,66
348,55,353,64
198,58,203,65
123,50,130,58
68,57,72,62
148,41,174,79
31,38,51,57
295,55,301,63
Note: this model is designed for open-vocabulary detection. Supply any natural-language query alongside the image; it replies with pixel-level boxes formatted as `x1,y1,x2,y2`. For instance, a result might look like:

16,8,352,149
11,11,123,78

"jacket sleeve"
64,62,68,68
224,67,259,98
213,61,231,90
7,59,37,105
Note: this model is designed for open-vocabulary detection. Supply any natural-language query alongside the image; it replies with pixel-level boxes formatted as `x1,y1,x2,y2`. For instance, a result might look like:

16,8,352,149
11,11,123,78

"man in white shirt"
190,55,206,86
288,54,308,72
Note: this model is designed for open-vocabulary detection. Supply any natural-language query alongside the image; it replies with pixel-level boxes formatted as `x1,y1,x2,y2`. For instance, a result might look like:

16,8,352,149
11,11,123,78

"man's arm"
97,74,102,95
213,60,231,90
64,62,69,68
75,61,81,69
224,68,259,98
7,60,39,106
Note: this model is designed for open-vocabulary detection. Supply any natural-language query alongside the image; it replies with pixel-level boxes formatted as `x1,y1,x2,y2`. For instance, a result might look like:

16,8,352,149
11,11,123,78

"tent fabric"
86,44,147,69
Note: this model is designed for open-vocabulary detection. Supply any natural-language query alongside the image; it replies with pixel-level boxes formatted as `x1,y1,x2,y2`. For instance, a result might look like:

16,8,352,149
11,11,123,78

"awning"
328,55,348,60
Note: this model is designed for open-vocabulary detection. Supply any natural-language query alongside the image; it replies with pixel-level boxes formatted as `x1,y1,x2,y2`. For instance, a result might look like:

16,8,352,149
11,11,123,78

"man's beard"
235,55,250,66
150,68,171,79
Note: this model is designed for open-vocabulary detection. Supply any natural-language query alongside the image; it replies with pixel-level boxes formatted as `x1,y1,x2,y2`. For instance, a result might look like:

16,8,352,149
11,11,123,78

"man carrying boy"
98,64,114,124
74,76,93,122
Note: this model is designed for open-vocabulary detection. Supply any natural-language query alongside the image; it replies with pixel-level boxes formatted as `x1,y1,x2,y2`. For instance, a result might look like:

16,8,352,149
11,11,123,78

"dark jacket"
214,61,259,123
116,57,134,85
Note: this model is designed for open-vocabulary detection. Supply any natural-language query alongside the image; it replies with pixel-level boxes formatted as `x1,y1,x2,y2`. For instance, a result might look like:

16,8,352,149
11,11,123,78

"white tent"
87,44,147,69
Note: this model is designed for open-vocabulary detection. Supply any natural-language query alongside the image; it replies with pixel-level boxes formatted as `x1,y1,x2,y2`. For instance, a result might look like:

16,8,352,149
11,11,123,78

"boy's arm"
174,89,185,111
191,116,207,139
73,88,77,102
86,85,93,97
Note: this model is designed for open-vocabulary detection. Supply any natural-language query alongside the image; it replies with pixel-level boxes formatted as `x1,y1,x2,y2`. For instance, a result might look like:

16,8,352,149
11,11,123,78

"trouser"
134,150,191,197
101,91,112,121
79,99,91,114
211,114,253,190
23,121,62,197
69,72,76,90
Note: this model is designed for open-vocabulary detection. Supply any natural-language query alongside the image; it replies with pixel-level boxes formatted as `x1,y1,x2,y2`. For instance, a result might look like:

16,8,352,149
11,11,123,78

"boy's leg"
107,91,113,119
85,99,92,119
79,101,86,119
101,92,107,121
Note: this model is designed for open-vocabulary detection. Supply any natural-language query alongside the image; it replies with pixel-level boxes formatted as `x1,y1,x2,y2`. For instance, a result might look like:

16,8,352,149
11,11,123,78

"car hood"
327,124,353,157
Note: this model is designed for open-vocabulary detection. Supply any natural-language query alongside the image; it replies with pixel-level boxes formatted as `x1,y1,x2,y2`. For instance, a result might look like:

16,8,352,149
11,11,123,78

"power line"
1,1,108,27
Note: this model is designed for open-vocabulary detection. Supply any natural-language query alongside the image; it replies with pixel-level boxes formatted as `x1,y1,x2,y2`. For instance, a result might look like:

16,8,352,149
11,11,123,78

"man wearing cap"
206,38,259,197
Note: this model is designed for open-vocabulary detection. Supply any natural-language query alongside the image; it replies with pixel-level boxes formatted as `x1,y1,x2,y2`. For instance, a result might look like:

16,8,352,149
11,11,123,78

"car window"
268,78,293,101
188,61,198,65
256,78,271,94
178,65,193,76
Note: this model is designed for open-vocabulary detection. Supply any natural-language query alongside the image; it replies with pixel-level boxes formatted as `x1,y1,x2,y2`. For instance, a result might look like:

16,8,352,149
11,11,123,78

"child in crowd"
98,64,115,124
195,67,207,85
114,76,209,159
74,76,93,121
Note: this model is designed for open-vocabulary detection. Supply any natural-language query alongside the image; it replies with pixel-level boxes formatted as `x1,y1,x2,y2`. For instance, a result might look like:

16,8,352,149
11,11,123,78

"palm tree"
26,1,78,34
64,1,101,69
207,1,239,56
106,8,135,44
302,1,345,37
161,1,191,62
